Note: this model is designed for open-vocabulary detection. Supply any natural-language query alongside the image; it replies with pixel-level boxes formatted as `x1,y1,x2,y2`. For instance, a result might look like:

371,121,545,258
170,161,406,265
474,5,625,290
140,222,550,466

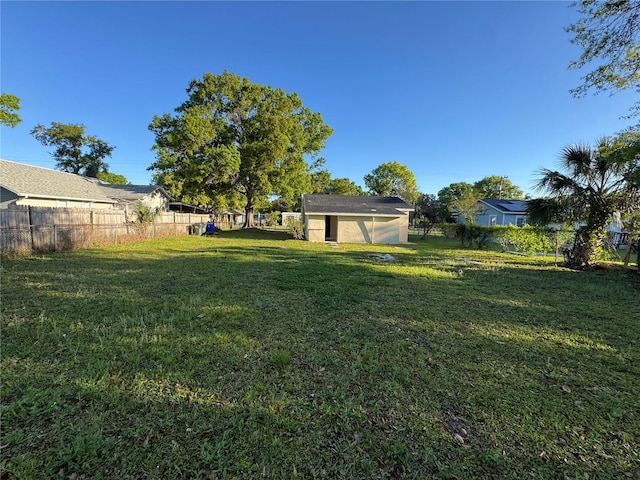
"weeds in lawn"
270,348,292,370
1,231,638,479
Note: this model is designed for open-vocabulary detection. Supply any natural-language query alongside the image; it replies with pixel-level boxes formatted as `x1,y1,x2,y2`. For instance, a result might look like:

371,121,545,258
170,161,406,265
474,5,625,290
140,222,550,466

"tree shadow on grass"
2,236,639,478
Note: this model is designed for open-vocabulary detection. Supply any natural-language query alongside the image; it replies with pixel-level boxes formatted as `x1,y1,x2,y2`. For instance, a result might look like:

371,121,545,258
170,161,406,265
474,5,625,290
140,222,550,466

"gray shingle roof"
95,184,171,201
0,159,115,203
303,194,414,216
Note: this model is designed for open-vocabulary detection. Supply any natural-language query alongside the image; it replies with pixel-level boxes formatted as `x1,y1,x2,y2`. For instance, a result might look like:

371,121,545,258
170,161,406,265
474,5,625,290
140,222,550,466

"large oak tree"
148,72,332,227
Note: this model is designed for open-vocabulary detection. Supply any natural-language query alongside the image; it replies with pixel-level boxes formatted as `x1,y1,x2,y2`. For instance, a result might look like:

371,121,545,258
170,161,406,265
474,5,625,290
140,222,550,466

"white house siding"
14,197,113,209
281,212,301,225
142,190,169,211
116,190,170,212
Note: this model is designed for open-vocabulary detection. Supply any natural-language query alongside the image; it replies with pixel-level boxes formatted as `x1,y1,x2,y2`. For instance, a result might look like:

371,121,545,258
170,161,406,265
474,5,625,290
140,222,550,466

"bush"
496,224,553,255
440,223,458,239
444,223,499,249
265,211,281,227
286,217,305,240
134,204,160,225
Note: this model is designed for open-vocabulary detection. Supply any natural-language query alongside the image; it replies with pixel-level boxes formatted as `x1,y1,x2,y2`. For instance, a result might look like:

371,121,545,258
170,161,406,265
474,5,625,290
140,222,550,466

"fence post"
28,206,35,253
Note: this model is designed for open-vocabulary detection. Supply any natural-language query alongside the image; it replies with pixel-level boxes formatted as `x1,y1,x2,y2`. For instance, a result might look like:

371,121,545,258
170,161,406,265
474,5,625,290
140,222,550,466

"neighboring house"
302,194,414,244
0,159,116,209
454,198,528,227
168,202,210,214
281,211,302,226
95,183,172,212
169,203,247,225
219,209,245,226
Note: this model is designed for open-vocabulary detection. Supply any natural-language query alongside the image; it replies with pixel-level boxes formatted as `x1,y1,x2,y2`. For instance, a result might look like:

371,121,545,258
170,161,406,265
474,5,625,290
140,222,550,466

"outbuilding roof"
0,159,116,203
303,194,414,216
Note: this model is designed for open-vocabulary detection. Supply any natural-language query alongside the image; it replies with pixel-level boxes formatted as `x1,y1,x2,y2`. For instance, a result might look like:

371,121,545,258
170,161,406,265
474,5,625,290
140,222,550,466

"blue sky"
1,1,636,197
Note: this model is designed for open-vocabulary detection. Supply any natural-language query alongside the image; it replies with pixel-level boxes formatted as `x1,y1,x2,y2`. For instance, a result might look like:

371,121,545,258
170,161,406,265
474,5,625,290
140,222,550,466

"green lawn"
2,231,639,479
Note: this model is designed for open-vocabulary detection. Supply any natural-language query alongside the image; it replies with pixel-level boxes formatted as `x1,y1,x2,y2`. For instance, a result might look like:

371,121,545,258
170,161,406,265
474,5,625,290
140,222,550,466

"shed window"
489,215,497,226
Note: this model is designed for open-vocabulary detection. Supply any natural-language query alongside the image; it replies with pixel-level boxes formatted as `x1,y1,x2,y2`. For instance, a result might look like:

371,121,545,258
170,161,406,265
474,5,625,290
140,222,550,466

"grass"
1,230,639,479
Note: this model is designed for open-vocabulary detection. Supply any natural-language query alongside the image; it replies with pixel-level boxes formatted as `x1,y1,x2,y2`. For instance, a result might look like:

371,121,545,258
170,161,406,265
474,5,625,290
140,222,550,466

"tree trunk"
243,204,255,229
623,240,632,266
566,225,606,268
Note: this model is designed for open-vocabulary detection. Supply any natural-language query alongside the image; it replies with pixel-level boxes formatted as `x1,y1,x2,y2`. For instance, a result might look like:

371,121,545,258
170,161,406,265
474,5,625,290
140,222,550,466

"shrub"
132,204,161,238
496,224,553,255
134,204,160,225
265,211,281,227
440,223,458,239
447,223,498,249
286,217,305,240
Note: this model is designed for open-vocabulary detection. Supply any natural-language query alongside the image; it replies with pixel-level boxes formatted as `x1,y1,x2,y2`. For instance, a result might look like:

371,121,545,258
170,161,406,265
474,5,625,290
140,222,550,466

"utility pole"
498,176,506,200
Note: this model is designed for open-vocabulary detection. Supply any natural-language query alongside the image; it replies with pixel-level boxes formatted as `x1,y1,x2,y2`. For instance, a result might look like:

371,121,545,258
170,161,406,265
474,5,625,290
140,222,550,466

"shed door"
325,216,337,241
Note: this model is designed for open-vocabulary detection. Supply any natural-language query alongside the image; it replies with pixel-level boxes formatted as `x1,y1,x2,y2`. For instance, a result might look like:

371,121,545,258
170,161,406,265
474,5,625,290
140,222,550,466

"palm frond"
559,144,593,180
526,198,562,225
535,169,584,196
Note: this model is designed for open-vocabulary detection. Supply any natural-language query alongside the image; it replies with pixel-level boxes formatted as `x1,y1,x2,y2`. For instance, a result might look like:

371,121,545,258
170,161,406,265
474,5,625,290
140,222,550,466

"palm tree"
529,136,640,268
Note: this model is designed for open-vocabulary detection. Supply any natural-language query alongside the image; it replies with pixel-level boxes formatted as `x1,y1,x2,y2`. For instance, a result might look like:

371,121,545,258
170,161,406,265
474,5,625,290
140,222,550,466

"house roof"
0,159,116,204
168,202,211,214
96,183,172,202
303,194,414,217
479,198,528,214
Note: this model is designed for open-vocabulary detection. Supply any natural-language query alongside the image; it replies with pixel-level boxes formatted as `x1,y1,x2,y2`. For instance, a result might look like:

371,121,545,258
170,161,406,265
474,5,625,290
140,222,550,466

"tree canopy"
437,182,474,209
148,71,332,227
310,168,364,196
0,93,21,128
567,0,640,115
450,190,484,225
326,177,365,196
363,161,419,203
97,171,129,185
473,175,524,199
31,122,114,177
414,194,450,235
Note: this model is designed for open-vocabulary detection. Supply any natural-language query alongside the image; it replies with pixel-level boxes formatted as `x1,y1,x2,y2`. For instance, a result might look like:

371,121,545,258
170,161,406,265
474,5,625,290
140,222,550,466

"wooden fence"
0,206,211,255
